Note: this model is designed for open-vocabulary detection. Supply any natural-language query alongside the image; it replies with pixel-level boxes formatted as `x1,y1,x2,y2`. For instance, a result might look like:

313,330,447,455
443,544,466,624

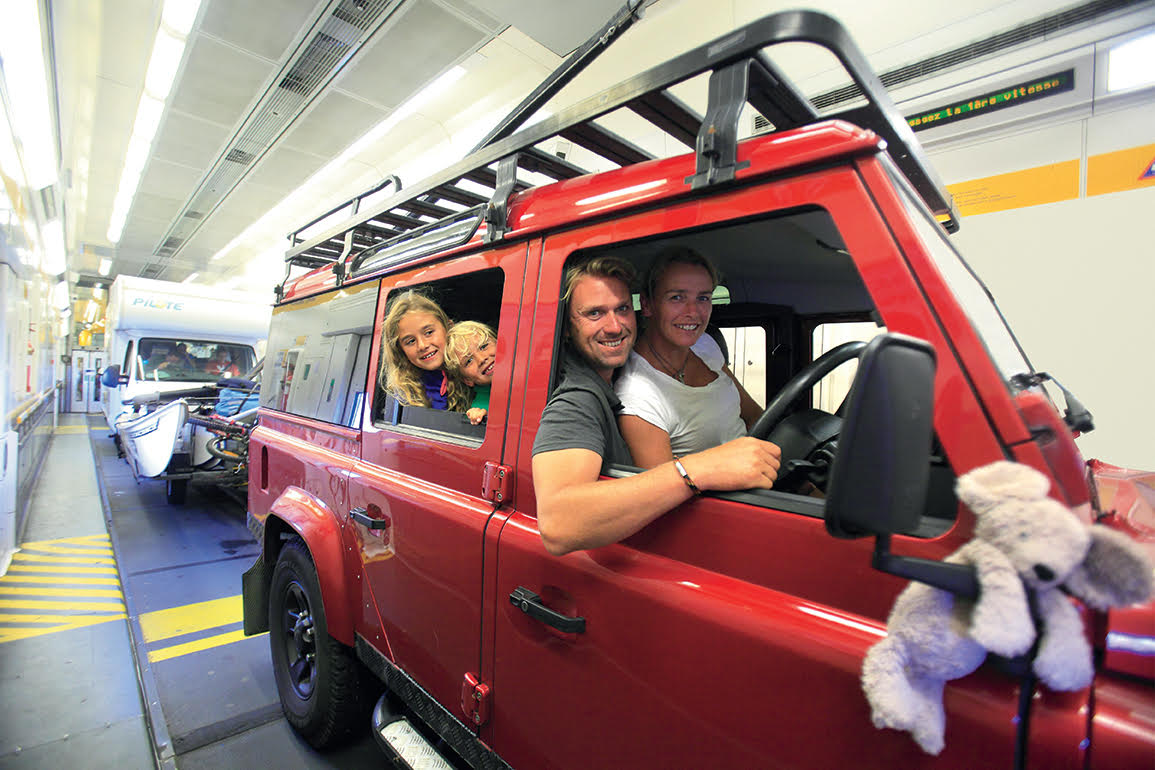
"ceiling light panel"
142,0,407,279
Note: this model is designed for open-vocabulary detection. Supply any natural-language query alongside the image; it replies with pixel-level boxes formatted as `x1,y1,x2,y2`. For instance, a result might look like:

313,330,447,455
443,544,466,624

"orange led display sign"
907,69,1075,132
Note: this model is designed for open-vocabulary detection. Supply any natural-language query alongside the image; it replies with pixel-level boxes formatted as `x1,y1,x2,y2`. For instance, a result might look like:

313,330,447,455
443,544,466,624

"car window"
373,267,505,446
261,280,379,426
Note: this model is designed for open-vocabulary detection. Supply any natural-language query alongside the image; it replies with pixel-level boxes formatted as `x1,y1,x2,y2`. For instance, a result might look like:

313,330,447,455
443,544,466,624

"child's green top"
470,383,490,410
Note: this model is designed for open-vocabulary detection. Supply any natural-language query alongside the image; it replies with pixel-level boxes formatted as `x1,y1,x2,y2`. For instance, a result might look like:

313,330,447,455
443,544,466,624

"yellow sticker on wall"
946,160,1080,216
1087,143,1155,197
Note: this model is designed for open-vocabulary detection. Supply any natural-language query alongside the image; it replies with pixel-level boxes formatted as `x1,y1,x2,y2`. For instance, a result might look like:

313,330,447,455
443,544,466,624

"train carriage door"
350,242,530,725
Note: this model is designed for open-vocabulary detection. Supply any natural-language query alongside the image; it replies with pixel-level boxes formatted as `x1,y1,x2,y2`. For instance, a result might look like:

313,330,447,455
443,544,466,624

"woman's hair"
379,290,469,410
642,245,719,301
444,320,497,377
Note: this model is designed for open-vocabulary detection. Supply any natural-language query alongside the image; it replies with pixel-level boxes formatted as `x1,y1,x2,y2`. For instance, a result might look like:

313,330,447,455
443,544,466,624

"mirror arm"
871,535,978,599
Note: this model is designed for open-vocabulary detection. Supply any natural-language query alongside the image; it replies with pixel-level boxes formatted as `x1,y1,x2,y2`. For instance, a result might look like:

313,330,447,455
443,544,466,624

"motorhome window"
122,340,134,372
260,279,380,425
137,338,257,383
555,209,956,534
373,268,504,446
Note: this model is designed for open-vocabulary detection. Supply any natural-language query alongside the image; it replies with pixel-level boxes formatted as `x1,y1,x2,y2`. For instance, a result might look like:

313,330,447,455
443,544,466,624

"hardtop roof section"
279,10,958,298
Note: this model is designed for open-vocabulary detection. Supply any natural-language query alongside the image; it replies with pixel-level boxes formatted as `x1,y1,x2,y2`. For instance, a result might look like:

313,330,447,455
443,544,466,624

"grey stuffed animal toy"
861,461,1153,755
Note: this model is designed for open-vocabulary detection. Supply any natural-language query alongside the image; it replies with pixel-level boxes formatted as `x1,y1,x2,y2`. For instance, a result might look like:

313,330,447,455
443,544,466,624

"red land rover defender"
241,9,1154,769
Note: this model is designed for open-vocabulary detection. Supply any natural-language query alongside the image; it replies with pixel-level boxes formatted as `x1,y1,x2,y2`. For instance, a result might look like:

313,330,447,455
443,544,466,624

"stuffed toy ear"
1063,525,1155,611
956,461,1051,516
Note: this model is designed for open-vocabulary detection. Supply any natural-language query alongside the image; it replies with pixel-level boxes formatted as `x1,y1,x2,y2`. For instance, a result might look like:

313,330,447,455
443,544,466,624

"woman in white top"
615,247,763,468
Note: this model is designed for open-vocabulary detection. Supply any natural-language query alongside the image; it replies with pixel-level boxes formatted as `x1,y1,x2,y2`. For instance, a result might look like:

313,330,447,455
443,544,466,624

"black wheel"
269,537,372,748
166,479,188,505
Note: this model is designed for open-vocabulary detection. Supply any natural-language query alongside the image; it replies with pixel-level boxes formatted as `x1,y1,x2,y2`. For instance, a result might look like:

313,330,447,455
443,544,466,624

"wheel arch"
261,488,356,645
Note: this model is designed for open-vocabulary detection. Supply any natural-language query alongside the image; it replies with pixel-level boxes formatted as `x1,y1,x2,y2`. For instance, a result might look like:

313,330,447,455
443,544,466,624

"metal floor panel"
0,414,155,770
87,417,379,766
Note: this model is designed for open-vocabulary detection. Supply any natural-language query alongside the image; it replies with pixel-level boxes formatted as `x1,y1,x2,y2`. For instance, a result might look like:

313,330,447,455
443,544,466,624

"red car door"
349,243,528,719
484,173,1054,768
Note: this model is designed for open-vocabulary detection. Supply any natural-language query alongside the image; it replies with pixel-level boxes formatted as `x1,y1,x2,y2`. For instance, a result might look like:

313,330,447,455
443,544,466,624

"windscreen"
135,338,257,383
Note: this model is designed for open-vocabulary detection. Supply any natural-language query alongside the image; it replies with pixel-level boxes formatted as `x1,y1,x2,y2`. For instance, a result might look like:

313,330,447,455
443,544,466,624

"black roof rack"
278,9,958,297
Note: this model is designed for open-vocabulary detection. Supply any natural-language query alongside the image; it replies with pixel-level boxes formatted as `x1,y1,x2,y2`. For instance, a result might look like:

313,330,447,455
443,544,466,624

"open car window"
556,207,957,537
372,267,504,447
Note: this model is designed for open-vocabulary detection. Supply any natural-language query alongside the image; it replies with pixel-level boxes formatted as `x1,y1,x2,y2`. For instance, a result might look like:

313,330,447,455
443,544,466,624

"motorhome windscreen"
137,338,257,383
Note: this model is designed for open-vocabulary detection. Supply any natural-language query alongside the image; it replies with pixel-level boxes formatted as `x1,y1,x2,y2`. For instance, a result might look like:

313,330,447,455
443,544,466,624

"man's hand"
680,436,781,492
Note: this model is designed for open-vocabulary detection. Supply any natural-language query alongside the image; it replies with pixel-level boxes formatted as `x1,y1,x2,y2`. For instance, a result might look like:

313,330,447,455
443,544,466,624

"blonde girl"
445,321,497,425
380,291,469,411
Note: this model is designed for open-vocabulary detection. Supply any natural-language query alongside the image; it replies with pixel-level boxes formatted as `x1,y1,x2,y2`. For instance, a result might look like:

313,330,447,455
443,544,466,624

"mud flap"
241,553,272,635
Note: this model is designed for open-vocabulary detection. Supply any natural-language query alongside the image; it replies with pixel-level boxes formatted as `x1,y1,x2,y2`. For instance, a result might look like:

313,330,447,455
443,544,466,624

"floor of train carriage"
0,413,382,769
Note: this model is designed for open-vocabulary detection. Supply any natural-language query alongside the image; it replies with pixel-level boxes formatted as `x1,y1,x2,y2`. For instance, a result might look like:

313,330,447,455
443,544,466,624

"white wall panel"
951,187,1155,469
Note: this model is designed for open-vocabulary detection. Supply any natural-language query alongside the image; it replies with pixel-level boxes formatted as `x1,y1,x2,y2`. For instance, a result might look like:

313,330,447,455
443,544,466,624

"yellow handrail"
7,385,56,427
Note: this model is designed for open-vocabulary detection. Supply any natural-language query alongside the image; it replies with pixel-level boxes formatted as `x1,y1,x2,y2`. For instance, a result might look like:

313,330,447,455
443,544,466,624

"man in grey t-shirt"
531,255,782,556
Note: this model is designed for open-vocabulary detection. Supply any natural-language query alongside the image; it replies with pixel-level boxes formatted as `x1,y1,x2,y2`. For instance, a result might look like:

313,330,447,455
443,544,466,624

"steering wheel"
749,340,867,491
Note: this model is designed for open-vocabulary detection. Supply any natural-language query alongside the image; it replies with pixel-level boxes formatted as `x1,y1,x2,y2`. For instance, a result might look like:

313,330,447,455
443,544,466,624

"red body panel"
1089,677,1155,767
248,415,361,643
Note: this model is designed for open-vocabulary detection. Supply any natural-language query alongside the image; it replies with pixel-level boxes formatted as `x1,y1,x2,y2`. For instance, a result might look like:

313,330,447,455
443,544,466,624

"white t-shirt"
615,334,746,456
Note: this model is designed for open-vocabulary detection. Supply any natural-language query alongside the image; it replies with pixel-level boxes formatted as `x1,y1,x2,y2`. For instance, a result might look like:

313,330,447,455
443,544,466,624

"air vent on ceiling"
225,148,256,165
157,236,184,256
810,0,1143,110
280,32,350,94
142,0,404,279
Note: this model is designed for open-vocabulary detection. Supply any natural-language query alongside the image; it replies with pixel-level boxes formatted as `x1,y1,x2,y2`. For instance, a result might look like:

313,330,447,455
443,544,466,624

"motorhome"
100,275,270,433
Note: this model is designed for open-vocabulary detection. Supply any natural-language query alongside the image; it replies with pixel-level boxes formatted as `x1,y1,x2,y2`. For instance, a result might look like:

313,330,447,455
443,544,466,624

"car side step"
373,696,454,770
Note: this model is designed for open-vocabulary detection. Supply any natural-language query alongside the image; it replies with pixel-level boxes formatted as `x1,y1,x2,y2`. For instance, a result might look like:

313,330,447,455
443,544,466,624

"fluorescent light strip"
1107,31,1155,93
0,0,57,189
42,219,66,275
107,0,203,243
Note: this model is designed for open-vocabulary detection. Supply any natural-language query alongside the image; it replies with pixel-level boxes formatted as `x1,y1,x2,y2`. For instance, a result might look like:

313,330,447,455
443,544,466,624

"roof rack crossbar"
559,122,652,167
284,10,959,267
627,90,702,149
520,147,588,180
747,52,818,131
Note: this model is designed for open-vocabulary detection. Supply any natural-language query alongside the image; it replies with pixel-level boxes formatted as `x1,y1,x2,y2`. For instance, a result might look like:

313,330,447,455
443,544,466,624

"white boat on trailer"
115,399,189,479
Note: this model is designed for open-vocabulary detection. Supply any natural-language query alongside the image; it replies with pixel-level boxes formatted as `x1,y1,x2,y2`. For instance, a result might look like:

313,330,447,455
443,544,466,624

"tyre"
166,478,188,505
269,537,372,748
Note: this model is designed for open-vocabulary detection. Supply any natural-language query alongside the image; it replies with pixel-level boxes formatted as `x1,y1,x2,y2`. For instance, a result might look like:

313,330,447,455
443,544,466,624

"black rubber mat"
87,417,379,765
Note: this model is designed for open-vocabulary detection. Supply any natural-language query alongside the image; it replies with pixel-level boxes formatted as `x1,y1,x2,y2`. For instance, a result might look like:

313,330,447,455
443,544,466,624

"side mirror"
100,365,127,388
824,332,978,599
824,333,936,539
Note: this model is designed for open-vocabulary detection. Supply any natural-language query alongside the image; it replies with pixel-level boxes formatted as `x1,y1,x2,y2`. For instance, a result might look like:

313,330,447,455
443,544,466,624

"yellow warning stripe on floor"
141,595,243,642
8,564,118,574
141,594,264,663
0,535,127,644
3,574,119,585
55,425,90,434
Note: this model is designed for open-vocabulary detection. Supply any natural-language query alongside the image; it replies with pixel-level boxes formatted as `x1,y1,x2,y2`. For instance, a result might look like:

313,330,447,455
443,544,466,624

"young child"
445,321,497,425
380,291,469,411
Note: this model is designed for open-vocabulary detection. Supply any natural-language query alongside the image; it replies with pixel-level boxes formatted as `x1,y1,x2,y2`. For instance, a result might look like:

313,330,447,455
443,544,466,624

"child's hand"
467,407,487,425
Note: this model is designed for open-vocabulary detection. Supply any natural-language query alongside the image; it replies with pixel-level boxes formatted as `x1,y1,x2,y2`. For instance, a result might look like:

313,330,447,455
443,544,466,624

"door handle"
350,506,388,529
509,586,585,634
